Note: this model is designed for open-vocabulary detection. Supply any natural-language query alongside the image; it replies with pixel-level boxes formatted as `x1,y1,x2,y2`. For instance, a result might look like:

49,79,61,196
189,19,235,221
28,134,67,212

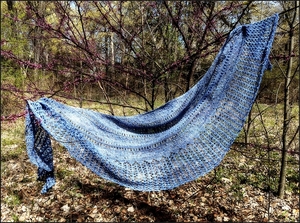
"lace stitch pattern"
25,14,279,193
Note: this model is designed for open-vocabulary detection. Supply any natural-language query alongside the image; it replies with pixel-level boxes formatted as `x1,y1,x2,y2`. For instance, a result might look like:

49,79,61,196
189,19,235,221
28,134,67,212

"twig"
278,5,300,15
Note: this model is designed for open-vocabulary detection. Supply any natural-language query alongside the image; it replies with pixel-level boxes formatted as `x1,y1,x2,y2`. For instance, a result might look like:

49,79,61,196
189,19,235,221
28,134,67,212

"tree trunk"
185,59,197,92
278,1,298,198
243,109,253,148
32,1,46,82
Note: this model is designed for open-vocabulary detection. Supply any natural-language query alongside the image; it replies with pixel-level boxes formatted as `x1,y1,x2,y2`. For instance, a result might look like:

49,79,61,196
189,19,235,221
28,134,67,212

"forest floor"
1,113,299,222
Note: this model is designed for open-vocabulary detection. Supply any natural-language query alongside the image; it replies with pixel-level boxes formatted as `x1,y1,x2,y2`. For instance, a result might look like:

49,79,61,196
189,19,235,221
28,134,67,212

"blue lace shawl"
25,14,279,193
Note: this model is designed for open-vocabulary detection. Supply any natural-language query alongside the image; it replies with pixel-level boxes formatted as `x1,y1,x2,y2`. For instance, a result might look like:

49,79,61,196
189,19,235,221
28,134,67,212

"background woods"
2,1,286,114
1,1,299,113
1,1,299,222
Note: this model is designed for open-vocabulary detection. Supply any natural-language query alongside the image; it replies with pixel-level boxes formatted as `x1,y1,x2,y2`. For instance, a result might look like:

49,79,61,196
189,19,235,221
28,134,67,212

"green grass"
1,119,25,159
1,144,25,162
238,103,299,149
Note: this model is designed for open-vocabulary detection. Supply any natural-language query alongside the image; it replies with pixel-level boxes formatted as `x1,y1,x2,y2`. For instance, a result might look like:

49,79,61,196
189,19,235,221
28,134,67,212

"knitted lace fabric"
25,14,278,193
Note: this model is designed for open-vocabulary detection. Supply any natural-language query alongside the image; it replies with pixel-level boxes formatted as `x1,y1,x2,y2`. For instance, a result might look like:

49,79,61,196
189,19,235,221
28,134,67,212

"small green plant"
213,166,225,183
4,194,21,207
12,214,20,222
56,168,74,179
230,183,244,201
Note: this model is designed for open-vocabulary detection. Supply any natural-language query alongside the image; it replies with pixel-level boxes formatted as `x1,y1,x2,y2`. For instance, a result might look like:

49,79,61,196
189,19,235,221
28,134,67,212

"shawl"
25,14,279,193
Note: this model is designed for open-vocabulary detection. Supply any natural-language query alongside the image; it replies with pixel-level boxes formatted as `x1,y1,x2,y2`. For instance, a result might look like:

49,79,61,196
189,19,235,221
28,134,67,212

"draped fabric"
25,14,278,193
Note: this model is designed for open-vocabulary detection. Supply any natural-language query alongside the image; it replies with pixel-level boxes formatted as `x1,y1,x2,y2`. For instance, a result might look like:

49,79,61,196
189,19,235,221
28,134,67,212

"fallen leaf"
61,204,70,213
127,206,134,212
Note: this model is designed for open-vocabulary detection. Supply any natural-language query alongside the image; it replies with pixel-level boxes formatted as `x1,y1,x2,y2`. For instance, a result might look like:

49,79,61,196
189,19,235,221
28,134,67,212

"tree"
277,1,299,199
1,1,253,116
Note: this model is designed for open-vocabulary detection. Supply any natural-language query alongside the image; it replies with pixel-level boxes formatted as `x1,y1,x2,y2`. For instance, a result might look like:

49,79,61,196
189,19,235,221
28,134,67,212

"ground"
1,118,299,222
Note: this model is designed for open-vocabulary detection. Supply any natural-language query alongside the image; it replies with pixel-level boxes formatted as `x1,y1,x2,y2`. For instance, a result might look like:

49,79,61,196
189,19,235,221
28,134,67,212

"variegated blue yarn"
25,14,278,194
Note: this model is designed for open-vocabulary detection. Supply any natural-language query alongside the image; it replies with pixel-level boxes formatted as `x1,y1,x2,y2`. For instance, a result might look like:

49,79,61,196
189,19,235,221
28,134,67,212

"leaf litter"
1,128,299,222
